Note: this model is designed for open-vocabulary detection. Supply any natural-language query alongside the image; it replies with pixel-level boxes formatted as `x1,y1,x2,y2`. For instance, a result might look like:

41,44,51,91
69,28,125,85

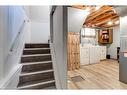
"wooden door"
68,32,80,71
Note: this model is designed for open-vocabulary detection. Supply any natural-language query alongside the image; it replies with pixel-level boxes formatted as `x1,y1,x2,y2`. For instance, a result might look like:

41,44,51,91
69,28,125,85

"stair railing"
9,19,27,55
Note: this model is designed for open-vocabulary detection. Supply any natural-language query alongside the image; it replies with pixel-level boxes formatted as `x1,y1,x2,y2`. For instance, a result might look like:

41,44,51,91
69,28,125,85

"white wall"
30,22,50,43
29,6,50,43
3,6,28,77
107,26,120,59
0,6,29,88
68,7,89,32
23,6,31,43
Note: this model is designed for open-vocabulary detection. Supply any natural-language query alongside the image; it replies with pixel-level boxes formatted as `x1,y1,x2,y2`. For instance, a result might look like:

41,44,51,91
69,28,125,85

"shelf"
98,29,113,44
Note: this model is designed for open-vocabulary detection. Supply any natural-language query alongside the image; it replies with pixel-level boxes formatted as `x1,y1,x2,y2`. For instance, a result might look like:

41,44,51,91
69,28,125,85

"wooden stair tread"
22,62,52,73
24,48,50,50
18,43,56,89
20,69,53,76
18,78,55,88
23,48,50,55
22,61,52,65
21,68,53,74
21,54,52,63
25,43,50,48
22,54,51,57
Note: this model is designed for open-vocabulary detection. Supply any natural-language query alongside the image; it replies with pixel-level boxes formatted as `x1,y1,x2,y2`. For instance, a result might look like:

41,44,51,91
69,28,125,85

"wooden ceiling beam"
95,15,119,26
79,5,120,28
85,6,113,23
85,13,116,25
91,14,118,25
99,18,119,27
100,23,119,28
100,17,119,26
84,15,118,27
71,5,97,11
71,5,87,10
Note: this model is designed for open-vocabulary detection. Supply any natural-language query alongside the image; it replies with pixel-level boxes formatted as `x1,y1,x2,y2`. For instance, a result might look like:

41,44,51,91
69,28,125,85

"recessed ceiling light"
107,21,113,25
86,7,90,11
95,6,101,10
115,20,119,24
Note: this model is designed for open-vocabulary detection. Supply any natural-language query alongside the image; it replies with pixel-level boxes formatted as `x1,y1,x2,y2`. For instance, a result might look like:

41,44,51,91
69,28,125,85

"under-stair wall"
51,6,68,89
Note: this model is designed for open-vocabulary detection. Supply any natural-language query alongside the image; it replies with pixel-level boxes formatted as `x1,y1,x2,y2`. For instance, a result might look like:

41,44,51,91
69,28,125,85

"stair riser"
19,72,54,84
25,44,49,48
23,49,50,55
22,63,53,72
20,82,55,89
21,55,52,63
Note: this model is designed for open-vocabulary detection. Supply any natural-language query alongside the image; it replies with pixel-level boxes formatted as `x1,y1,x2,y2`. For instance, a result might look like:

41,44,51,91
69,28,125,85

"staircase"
17,43,56,89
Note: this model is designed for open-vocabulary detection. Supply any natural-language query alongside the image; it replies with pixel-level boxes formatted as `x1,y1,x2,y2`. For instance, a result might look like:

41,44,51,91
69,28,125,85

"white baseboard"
0,64,22,89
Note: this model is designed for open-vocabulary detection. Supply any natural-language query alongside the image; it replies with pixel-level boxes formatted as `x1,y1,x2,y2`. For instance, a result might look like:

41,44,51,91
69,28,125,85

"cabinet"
98,29,113,44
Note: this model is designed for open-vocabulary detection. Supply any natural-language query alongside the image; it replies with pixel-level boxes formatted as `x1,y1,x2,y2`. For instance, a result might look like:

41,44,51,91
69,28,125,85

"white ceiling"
29,6,50,22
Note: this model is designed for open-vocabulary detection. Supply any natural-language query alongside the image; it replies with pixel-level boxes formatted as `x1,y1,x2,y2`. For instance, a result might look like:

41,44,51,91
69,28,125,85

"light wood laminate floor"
68,59,127,89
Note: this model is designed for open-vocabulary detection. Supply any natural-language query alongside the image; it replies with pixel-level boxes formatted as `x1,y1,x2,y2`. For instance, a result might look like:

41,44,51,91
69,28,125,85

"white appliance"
80,44,106,66
80,46,89,65
89,46,100,64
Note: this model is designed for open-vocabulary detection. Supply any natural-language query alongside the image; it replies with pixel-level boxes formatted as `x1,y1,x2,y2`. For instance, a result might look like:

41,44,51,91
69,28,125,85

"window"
81,28,96,38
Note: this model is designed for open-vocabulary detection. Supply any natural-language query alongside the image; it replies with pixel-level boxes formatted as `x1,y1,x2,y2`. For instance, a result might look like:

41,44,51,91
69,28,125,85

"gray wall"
68,7,88,32
107,26,120,59
0,7,5,81
120,16,127,52
52,6,67,89
119,16,127,83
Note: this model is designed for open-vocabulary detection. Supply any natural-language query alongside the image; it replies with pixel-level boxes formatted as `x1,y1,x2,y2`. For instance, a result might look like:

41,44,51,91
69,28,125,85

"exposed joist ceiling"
71,5,87,10
83,5,120,28
71,5,98,13
71,5,120,28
